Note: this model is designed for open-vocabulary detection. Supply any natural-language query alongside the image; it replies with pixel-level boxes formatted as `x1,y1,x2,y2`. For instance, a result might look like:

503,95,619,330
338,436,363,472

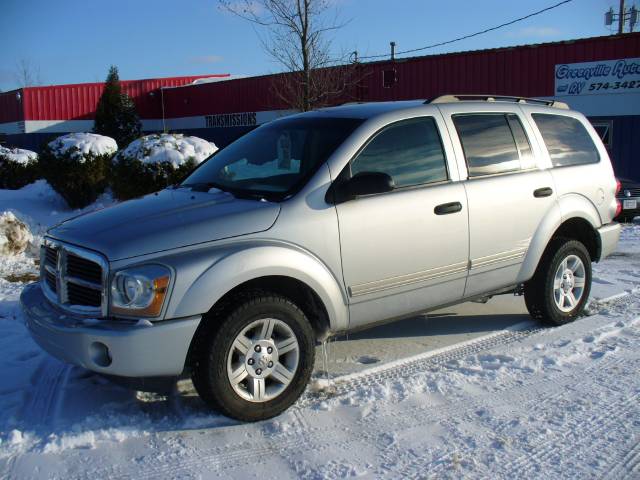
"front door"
334,116,470,328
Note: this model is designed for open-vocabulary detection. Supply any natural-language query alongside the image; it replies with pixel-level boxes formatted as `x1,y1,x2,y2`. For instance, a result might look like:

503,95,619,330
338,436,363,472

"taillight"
614,179,622,218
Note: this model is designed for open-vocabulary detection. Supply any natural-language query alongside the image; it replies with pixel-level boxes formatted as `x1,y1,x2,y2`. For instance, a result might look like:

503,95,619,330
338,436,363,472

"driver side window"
351,117,448,188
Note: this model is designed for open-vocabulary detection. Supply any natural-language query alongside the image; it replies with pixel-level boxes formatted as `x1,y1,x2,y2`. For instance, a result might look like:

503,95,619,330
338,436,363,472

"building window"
591,121,612,148
382,69,397,88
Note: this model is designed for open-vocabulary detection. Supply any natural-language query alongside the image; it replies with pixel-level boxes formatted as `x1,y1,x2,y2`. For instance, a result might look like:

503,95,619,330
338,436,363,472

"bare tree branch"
219,0,359,111
14,58,42,88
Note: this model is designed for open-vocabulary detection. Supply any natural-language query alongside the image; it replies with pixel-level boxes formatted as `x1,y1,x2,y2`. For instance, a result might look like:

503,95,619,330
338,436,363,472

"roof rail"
428,94,569,109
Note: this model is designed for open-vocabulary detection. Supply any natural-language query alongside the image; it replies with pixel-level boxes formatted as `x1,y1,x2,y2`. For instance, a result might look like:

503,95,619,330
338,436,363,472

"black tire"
524,238,592,326
191,291,315,422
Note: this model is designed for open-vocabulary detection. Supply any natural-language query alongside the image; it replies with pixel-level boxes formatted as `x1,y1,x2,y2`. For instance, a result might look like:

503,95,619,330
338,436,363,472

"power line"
355,0,574,62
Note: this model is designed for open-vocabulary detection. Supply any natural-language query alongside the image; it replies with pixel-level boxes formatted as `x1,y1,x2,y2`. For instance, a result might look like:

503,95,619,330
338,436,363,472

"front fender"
167,243,349,332
517,193,600,283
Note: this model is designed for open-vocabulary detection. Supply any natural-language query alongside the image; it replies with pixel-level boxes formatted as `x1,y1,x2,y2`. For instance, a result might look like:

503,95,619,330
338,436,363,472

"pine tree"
94,66,141,147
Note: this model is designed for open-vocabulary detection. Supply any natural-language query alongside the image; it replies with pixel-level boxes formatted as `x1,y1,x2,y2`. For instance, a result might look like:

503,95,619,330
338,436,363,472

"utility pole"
618,0,625,34
605,3,637,33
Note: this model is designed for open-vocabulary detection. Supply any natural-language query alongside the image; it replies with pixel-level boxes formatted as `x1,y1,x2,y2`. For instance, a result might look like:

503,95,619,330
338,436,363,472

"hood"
48,188,281,260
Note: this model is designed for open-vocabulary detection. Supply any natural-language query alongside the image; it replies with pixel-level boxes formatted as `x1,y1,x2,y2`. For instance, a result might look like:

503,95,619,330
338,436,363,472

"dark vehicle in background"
615,178,640,223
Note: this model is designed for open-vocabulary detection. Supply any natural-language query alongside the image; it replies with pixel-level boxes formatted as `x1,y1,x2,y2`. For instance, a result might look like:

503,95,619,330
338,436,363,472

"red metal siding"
159,33,640,119
0,90,24,123
20,75,230,121
162,74,289,117
4,33,639,125
359,33,640,102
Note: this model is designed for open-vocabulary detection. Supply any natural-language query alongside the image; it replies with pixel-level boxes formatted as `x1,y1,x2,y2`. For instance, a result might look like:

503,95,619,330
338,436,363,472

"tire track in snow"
366,355,632,478
297,323,543,408
604,439,640,479
21,359,70,428
504,391,639,478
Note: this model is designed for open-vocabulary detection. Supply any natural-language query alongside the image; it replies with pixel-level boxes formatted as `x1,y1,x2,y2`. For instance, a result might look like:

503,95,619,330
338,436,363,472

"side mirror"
327,172,395,204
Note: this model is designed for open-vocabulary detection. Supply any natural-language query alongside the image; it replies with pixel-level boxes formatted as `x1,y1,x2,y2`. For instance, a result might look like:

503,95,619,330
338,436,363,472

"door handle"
534,187,553,198
434,201,463,215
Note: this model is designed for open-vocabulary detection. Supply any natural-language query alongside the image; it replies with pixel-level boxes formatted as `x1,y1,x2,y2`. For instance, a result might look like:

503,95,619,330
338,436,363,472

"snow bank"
0,211,33,256
48,133,117,161
0,180,114,256
116,133,217,168
0,146,37,165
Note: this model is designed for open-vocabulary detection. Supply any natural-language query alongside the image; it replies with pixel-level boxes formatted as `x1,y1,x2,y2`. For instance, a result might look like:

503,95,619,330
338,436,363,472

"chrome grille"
67,253,103,285
41,239,108,316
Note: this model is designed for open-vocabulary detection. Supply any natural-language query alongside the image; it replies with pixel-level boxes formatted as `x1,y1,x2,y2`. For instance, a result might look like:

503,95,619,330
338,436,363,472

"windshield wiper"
181,181,228,192
181,182,275,202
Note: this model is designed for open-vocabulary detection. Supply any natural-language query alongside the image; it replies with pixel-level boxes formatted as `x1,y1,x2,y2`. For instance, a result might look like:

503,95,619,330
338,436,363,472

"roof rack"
428,94,569,109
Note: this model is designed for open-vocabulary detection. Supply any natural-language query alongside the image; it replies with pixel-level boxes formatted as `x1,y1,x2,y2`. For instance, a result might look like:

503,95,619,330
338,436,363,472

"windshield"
182,116,363,200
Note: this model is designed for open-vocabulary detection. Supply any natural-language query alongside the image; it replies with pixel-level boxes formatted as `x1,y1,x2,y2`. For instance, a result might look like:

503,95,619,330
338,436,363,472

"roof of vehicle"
312,100,428,119
306,95,571,120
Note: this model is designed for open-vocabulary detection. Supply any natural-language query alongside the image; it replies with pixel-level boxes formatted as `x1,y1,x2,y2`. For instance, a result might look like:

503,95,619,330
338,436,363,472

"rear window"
532,114,600,167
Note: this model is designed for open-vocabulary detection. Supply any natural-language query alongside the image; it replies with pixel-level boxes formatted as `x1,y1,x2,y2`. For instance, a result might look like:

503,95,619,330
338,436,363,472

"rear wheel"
524,239,592,325
191,292,315,422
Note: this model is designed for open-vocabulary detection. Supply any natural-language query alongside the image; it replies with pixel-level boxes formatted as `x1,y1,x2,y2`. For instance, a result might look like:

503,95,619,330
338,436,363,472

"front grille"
45,269,57,293
67,282,102,307
41,240,106,315
67,253,102,284
617,187,640,198
45,246,58,267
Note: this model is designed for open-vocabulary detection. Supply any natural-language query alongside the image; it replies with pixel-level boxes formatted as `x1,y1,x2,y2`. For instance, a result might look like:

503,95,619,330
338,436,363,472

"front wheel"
524,239,592,325
191,292,315,422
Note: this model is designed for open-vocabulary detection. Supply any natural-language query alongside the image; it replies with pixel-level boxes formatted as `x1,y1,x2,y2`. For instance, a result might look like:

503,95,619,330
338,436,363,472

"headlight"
110,265,171,318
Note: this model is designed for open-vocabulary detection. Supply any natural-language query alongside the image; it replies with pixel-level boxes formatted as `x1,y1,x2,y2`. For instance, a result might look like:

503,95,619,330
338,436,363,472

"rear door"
439,105,557,297
527,111,616,225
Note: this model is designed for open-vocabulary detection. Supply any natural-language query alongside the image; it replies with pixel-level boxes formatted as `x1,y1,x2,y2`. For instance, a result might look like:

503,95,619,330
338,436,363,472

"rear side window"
532,114,600,167
453,113,533,177
351,117,448,188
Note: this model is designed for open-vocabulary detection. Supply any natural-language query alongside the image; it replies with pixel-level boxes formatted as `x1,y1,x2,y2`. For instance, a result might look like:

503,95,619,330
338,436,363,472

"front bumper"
597,222,621,261
21,283,201,377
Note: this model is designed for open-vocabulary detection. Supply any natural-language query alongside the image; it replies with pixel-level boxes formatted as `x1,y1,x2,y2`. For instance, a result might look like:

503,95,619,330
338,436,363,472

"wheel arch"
518,195,601,283
171,244,349,335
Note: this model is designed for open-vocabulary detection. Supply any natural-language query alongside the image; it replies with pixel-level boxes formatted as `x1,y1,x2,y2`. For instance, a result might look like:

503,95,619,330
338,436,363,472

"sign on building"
205,112,257,128
555,57,640,96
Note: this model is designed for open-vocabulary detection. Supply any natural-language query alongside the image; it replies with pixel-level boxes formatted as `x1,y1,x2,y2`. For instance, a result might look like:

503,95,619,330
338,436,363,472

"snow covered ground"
0,183,639,479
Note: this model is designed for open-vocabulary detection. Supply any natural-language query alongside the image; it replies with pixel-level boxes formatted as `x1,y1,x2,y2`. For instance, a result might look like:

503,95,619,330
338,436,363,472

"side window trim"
506,113,537,171
345,116,451,190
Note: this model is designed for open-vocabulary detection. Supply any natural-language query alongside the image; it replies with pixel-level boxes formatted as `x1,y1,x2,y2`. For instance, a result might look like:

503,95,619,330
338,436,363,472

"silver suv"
21,95,621,421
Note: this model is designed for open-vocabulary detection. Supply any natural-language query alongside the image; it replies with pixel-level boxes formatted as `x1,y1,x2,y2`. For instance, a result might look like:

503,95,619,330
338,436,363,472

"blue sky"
0,0,628,91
